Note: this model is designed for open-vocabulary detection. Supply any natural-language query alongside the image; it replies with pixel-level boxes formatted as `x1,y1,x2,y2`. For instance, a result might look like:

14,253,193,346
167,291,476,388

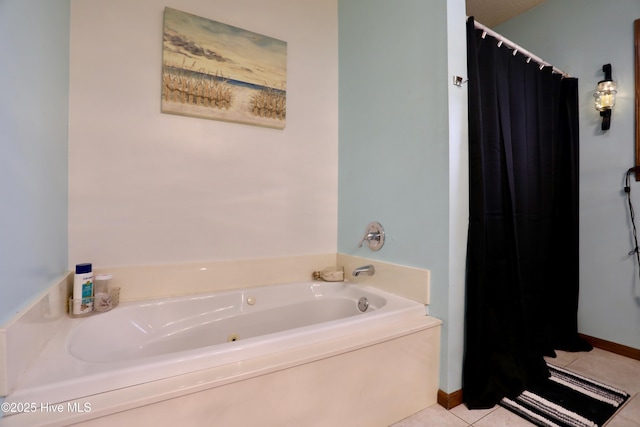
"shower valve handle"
357,222,385,251
358,232,380,247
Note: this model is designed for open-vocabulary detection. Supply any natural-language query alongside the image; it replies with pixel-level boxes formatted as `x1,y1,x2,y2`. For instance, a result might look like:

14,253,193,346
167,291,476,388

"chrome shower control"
358,221,385,251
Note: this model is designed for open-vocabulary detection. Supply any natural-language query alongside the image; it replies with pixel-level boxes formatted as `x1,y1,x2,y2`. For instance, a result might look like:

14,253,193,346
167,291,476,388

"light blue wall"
496,0,640,351
0,0,70,326
338,0,467,393
338,0,449,272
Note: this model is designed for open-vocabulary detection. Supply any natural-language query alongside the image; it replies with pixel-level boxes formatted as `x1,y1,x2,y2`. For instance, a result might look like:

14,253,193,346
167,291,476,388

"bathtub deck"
0,315,441,427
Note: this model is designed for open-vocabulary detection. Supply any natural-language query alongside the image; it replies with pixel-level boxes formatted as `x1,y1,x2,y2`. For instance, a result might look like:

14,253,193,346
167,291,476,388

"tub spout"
352,265,375,277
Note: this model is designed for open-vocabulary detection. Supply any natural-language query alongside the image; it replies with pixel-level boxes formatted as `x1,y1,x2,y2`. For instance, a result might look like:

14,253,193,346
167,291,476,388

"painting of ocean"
162,7,287,129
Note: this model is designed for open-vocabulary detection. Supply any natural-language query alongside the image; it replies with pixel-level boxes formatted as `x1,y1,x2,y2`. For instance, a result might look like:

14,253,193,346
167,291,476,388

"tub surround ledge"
0,253,433,400
0,273,71,397
337,253,430,304
91,253,338,302
0,330,5,396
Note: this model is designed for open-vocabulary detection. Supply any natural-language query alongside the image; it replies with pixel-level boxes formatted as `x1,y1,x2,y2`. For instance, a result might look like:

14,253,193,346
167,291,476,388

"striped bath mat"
499,363,630,427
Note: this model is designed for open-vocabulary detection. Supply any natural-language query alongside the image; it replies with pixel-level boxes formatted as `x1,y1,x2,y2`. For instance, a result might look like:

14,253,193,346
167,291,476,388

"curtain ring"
497,40,503,47
481,31,487,39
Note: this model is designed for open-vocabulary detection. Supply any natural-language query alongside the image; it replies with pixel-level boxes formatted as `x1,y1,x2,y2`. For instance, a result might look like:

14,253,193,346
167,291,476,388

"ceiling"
466,0,547,27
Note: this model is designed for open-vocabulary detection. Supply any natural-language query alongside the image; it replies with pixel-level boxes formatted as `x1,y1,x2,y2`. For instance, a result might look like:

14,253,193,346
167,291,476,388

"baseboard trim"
437,388,464,409
579,333,640,361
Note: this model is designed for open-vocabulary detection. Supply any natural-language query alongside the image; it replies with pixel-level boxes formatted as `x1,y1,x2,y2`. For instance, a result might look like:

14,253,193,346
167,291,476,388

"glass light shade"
594,80,617,111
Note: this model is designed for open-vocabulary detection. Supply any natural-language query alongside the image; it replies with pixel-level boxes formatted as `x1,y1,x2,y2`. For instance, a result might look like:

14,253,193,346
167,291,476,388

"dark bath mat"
499,363,630,427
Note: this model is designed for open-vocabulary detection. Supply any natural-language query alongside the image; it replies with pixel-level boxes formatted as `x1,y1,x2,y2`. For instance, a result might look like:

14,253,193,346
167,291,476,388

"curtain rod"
470,18,570,78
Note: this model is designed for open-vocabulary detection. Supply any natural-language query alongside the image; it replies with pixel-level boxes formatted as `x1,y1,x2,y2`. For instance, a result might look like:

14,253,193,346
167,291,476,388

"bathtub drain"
227,333,240,342
358,297,369,312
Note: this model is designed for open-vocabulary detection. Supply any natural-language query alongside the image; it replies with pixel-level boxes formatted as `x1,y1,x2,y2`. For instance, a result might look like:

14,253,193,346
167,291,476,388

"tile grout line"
449,403,502,427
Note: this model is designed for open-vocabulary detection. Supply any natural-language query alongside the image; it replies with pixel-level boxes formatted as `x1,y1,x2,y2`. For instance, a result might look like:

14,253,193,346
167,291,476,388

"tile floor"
391,348,640,426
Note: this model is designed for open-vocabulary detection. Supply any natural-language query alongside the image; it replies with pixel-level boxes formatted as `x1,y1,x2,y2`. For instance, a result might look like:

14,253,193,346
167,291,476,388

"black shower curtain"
463,17,591,409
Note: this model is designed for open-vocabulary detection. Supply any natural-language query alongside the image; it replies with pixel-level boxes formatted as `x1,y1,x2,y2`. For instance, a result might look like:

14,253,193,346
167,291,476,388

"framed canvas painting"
162,8,287,129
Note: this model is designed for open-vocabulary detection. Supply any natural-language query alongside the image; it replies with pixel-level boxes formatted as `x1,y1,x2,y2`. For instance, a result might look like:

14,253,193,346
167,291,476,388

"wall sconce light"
594,63,617,131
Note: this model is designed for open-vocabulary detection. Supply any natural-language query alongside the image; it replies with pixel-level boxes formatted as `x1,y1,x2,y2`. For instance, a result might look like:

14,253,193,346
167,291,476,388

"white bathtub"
5,281,427,409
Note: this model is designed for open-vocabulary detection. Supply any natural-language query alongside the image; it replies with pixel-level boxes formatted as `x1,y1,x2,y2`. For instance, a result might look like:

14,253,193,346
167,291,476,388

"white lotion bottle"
93,273,113,312
73,263,94,315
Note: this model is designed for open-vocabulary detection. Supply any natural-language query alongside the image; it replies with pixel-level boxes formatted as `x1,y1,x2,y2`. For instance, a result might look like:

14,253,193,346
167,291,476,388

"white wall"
496,0,640,352
69,0,338,268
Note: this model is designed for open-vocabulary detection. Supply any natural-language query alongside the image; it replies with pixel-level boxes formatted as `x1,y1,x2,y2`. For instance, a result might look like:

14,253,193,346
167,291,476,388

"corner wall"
0,1,70,326
445,0,470,396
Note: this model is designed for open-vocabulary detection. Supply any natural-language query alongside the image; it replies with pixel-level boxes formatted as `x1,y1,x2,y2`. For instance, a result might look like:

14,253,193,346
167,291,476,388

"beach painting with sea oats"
161,7,287,129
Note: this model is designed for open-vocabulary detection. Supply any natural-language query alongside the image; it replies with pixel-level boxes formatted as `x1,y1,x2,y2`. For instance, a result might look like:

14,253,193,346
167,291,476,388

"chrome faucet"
352,264,375,277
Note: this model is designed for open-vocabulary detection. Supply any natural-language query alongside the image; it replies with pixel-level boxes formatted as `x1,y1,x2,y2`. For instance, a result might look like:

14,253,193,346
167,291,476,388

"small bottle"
312,266,345,282
93,274,113,312
73,263,94,315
